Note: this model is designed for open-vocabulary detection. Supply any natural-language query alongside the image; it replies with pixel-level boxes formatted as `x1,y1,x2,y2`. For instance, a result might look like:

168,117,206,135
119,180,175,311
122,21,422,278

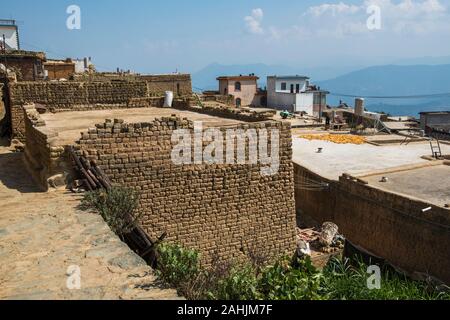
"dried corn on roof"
299,134,366,145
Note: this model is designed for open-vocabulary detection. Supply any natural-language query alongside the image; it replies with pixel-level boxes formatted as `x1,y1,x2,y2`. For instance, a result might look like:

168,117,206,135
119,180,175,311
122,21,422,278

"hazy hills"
192,62,450,116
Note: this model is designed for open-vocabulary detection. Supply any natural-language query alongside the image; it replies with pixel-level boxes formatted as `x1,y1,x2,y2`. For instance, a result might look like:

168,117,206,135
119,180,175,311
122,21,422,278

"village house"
74,57,94,73
0,19,20,50
0,50,46,81
44,58,76,80
267,75,329,117
217,74,262,107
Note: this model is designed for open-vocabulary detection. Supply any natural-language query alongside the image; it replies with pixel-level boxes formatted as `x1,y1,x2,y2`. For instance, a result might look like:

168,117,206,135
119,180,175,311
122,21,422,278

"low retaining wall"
294,162,450,284
173,98,275,122
77,116,297,264
23,105,68,190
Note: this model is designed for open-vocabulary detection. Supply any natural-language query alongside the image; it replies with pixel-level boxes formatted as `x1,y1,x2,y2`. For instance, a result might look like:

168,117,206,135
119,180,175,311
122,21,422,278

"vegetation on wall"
81,186,141,238
155,243,450,301
80,186,449,301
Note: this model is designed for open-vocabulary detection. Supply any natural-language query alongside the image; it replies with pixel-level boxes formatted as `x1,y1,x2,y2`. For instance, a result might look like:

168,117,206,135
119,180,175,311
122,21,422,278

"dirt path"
0,142,179,300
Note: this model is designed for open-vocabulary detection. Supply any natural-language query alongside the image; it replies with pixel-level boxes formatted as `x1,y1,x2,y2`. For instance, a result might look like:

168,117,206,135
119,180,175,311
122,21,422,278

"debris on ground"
296,222,345,263
319,222,339,247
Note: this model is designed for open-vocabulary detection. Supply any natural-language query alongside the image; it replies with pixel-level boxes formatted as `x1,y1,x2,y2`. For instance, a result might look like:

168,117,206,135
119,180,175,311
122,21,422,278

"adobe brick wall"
140,74,192,96
44,62,76,80
173,97,276,122
294,164,336,225
22,105,67,190
2,58,39,81
8,81,160,141
77,116,297,264
71,73,192,96
294,162,450,284
8,75,193,142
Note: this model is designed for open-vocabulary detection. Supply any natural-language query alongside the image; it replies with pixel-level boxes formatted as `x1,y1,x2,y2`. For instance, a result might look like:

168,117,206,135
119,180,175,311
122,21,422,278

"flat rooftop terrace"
364,164,450,207
40,107,244,145
292,136,450,181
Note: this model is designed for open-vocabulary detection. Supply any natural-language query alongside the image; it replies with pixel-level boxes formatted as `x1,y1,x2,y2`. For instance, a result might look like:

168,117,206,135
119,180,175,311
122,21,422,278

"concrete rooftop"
292,136,450,181
40,107,243,145
364,164,450,206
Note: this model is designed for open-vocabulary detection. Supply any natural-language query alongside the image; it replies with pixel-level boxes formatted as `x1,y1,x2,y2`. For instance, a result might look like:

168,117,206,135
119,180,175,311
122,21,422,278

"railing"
0,19,16,26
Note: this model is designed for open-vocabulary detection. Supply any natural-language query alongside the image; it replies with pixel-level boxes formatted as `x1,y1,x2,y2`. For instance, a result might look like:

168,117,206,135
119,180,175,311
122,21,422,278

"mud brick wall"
3,58,40,81
9,81,148,106
173,98,276,122
140,74,192,96
77,117,297,264
44,62,76,80
71,73,192,96
294,162,450,284
9,81,149,141
23,105,67,190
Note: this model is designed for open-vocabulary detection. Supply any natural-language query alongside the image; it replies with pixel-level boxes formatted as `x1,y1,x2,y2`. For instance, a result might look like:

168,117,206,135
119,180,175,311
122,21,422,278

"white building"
267,75,328,117
74,57,93,73
0,19,20,50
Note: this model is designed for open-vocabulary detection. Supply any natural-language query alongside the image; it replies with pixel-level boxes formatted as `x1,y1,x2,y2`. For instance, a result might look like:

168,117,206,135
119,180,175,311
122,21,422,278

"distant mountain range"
317,64,450,116
192,62,450,117
192,63,357,91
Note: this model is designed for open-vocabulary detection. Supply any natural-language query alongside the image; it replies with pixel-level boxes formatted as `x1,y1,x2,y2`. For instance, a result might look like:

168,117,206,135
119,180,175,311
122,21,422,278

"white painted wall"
295,93,314,114
0,26,19,50
74,58,93,73
274,78,308,93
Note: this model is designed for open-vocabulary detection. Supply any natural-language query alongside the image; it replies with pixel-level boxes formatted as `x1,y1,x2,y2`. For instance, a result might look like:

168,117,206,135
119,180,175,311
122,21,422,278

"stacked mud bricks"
77,116,297,265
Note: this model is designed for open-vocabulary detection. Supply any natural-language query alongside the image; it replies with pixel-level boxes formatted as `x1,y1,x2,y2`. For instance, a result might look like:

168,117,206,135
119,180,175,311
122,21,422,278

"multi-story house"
267,75,329,117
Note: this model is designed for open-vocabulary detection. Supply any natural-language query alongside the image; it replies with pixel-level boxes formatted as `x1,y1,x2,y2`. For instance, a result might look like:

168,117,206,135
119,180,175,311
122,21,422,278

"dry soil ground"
0,140,179,300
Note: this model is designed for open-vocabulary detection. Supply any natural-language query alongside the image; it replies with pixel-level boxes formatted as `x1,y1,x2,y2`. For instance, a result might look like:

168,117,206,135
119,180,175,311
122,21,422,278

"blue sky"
2,0,450,73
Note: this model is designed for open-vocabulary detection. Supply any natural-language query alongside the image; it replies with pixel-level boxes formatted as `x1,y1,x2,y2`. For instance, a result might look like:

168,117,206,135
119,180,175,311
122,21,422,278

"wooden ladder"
430,138,442,159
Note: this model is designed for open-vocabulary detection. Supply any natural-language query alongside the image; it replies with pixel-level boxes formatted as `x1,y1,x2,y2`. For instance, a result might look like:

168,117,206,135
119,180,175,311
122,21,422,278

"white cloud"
306,2,362,17
266,0,450,40
244,8,264,34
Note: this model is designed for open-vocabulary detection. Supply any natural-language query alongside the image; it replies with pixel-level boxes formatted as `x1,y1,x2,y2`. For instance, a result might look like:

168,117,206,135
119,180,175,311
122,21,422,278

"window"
296,84,300,93
235,82,241,92
236,98,242,107
290,84,294,94
176,83,181,96
281,82,287,91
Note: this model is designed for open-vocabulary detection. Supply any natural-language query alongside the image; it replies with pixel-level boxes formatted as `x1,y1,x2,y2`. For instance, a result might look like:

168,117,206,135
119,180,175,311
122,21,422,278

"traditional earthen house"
0,50,46,81
44,59,76,80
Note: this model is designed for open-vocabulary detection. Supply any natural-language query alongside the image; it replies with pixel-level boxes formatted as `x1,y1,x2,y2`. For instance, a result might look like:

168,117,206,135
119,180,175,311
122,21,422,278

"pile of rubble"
296,222,345,261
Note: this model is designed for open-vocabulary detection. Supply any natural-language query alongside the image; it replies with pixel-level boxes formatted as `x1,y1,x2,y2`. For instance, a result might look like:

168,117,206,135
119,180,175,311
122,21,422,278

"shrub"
258,257,325,300
208,264,259,300
80,186,141,238
153,243,449,301
156,243,201,288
